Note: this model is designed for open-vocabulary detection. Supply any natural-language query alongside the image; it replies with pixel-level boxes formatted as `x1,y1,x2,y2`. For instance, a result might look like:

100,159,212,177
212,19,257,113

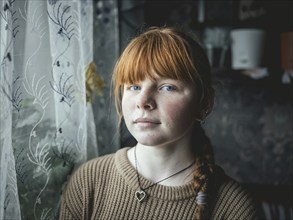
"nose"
136,91,156,110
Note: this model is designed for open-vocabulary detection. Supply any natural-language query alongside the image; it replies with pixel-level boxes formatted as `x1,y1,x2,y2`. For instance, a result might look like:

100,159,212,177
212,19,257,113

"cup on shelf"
230,28,266,70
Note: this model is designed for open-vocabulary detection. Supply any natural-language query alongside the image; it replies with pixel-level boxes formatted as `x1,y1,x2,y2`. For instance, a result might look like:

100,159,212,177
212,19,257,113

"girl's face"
122,76,198,147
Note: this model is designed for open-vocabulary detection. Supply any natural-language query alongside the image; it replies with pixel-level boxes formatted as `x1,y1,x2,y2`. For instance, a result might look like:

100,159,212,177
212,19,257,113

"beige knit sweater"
59,147,259,220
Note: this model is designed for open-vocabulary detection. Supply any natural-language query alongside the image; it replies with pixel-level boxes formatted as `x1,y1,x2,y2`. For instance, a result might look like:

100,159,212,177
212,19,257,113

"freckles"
163,100,196,130
163,108,184,130
169,109,183,123
165,100,193,117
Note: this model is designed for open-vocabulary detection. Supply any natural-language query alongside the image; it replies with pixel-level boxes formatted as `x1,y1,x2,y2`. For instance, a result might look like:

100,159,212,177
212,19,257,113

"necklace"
134,146,195,202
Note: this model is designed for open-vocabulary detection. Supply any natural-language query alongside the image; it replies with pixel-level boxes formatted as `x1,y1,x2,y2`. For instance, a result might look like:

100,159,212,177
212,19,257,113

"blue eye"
161,85,176,91
130,85,141,91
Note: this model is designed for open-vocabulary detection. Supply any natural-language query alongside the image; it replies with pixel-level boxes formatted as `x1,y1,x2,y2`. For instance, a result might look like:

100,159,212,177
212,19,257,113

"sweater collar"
115,147,196,201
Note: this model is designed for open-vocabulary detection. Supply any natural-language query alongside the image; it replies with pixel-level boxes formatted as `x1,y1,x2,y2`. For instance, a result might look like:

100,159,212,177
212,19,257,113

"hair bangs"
114,31,197,87
115,40,155,85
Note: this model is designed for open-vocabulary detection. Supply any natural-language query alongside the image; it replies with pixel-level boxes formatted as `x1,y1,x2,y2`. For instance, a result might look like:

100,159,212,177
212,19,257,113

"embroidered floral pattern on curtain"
0,0,98,219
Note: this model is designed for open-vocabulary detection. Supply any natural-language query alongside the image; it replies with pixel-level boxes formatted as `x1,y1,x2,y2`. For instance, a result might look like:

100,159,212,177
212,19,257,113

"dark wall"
205,72,292,185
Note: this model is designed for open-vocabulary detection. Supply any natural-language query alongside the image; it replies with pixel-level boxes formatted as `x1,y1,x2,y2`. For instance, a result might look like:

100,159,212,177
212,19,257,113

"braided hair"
192,123,219,219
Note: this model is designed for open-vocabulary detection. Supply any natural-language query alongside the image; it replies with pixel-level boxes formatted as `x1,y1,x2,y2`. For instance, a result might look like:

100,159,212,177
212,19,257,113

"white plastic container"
230,29,266,70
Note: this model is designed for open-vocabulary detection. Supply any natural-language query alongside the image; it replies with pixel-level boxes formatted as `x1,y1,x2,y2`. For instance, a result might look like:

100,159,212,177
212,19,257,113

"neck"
128,141,196,186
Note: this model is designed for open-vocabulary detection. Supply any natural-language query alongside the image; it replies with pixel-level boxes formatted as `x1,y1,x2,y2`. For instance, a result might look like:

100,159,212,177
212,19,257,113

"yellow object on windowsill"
86,61,105,103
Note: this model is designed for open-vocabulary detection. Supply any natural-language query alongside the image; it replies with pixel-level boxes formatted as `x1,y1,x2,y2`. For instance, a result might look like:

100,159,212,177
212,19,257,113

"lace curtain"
0,0,98,219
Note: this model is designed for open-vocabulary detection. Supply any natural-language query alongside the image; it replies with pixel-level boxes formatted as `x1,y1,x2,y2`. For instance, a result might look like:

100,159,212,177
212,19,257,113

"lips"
134,118,161,124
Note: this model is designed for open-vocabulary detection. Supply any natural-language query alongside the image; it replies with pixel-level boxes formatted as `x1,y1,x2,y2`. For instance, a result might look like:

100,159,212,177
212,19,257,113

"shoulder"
211,172,260,220
62,147,131,195
215,176,251,204
65,150,120,191
59,151,118,219
75,152,115,176
73,147,130,178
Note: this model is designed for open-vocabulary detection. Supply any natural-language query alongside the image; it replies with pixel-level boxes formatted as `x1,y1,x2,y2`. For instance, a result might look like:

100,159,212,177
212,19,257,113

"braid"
192,124,217,220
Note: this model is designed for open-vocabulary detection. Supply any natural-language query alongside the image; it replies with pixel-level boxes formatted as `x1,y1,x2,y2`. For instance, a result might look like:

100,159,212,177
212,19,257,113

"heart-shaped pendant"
135,189,146,202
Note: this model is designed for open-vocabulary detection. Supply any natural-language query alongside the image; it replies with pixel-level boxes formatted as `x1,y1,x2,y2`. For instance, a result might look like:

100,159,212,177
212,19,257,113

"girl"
59,27,259,219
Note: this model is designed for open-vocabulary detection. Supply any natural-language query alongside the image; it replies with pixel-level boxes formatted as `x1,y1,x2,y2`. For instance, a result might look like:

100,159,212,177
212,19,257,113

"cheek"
121,95,136,127
163,99,197,126
122,98,130,118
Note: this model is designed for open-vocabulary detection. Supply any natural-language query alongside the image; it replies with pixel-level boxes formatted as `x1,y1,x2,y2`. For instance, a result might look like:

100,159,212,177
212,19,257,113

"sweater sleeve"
59,163,91,220
211,178,261,220
59,197,79,220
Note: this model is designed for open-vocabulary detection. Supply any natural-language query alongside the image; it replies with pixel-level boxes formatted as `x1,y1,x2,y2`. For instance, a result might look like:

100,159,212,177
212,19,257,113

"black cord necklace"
134,146,195,202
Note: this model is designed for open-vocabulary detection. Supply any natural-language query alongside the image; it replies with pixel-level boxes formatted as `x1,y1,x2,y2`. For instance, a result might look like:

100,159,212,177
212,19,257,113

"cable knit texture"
59,148,259,220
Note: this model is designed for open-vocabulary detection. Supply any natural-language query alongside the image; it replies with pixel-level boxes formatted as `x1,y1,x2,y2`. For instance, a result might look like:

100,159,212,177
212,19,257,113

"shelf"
211,68,293,103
